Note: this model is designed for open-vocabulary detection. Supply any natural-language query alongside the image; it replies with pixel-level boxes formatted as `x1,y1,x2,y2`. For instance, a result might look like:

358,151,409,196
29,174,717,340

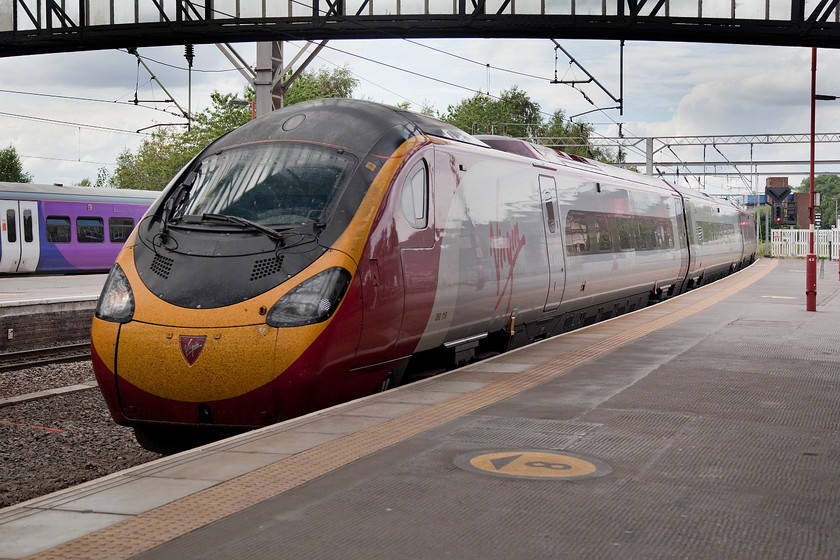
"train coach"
0,183,158,274
91,99,756,452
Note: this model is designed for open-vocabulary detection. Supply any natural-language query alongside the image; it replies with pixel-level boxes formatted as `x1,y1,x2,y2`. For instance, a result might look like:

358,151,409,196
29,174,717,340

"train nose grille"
251,256,284,281
150,254,174,279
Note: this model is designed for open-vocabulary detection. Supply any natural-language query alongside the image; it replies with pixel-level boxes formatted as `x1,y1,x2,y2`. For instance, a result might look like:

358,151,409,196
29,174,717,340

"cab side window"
401,160,428,229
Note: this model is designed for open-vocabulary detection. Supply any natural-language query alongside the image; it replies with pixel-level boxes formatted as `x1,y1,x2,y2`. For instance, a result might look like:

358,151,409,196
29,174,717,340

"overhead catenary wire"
0,110,149,135
0,87,187,119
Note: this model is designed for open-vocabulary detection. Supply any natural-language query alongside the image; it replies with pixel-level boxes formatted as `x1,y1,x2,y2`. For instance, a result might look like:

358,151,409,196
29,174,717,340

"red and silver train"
91,99,756,451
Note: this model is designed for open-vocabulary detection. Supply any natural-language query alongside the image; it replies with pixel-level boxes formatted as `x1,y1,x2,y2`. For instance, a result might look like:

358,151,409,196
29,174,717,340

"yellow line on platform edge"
31,259,777,560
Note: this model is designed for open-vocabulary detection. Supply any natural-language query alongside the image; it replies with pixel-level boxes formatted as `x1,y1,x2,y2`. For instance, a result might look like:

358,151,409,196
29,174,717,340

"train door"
0,200,39,273
398,154,436,346
539,175,566,311
671,194,690,291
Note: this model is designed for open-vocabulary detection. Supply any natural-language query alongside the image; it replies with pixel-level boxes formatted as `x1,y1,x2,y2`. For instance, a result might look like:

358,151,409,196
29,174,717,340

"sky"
2,37,840,195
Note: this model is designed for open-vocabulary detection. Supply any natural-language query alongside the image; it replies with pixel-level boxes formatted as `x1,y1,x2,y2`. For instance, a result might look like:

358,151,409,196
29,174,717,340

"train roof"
476,135,594,166
0,182,160,203
205,98,490,158
475,136,745,210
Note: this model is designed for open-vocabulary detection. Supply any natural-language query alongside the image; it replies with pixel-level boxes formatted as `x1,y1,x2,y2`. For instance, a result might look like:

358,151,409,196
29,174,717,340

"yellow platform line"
32,259,776,560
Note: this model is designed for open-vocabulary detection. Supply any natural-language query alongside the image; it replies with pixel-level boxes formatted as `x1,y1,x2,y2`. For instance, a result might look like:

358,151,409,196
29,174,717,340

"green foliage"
182,90,254,153
283,66,358,106
113,127,194,191
94,167,113,189
441,87,541,138
797,175,840,229
540,109,612,161
440,87,614,163
0,145,33,183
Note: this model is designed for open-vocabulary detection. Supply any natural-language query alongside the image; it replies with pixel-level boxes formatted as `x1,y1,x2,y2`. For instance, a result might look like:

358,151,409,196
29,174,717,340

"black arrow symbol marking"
489,454,522,470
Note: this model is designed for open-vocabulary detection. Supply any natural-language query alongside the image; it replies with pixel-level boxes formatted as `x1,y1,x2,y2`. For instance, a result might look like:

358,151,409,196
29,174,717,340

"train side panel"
556,175,686,313
678,188,745,285
415,148,552,353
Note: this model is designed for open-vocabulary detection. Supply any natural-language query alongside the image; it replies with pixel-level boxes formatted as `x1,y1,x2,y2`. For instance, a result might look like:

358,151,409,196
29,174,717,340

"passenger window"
23,210,33,243
618,217,635,250
5,209,16,243
109,217,135,243
46,216,71,243
565,212,587,255
401,160,428,229
77,217,104,243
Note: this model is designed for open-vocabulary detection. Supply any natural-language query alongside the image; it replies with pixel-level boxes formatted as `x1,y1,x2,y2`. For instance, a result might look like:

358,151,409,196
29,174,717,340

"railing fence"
771,229,840,260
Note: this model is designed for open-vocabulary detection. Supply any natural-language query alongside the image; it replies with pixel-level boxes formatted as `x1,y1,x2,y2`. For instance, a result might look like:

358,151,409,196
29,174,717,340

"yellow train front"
92,99,434,452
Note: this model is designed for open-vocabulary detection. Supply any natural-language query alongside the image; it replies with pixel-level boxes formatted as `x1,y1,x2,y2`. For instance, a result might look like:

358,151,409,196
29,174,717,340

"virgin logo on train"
490,221,526,312
179,336,207,366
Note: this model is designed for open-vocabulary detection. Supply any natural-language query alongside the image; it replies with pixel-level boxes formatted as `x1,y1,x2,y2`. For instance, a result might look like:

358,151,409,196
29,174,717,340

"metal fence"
771,229,840,260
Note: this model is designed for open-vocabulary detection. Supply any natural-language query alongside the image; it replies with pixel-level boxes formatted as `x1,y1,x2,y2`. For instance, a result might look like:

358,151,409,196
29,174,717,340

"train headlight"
95,264,135,323
266,267,351,328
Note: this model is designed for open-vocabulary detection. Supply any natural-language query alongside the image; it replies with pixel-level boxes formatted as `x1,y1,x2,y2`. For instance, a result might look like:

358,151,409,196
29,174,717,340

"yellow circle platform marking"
457,450,610,480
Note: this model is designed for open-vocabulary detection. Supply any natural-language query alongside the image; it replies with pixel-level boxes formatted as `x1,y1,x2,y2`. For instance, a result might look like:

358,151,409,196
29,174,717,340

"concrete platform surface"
0,274,106,307
1,258,838,560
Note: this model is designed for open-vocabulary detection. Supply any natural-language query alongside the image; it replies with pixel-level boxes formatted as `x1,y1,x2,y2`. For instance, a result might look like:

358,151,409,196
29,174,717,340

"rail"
0,342,91,372
771,229,840,260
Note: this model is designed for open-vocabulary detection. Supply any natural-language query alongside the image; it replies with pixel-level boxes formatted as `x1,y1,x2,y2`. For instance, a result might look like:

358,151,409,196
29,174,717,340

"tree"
797,174,840,229
540,109,612,161
440,86,614,163
113,127,195,191
0,145,33,183
441,87,542,138
283,66,358,106
181,89,254,154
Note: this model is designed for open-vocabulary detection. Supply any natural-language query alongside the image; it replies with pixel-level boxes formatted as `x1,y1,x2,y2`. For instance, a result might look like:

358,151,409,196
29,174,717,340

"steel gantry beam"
2,0,840,57
535,132,840,177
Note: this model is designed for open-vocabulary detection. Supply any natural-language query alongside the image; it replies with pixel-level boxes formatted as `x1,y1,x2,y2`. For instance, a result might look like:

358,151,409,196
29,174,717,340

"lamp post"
807,48,817,312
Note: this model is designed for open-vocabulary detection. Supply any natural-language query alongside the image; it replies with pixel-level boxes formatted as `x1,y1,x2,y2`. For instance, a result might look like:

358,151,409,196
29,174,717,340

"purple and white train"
0,182,158,274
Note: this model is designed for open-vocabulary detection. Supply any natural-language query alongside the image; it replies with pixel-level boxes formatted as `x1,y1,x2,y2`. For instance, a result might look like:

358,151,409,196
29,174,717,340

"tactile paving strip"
31,260,777,560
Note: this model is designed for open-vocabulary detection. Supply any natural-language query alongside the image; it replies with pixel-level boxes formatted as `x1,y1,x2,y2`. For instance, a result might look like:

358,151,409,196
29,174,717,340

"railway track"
0,358,161,509
0,342,91,372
